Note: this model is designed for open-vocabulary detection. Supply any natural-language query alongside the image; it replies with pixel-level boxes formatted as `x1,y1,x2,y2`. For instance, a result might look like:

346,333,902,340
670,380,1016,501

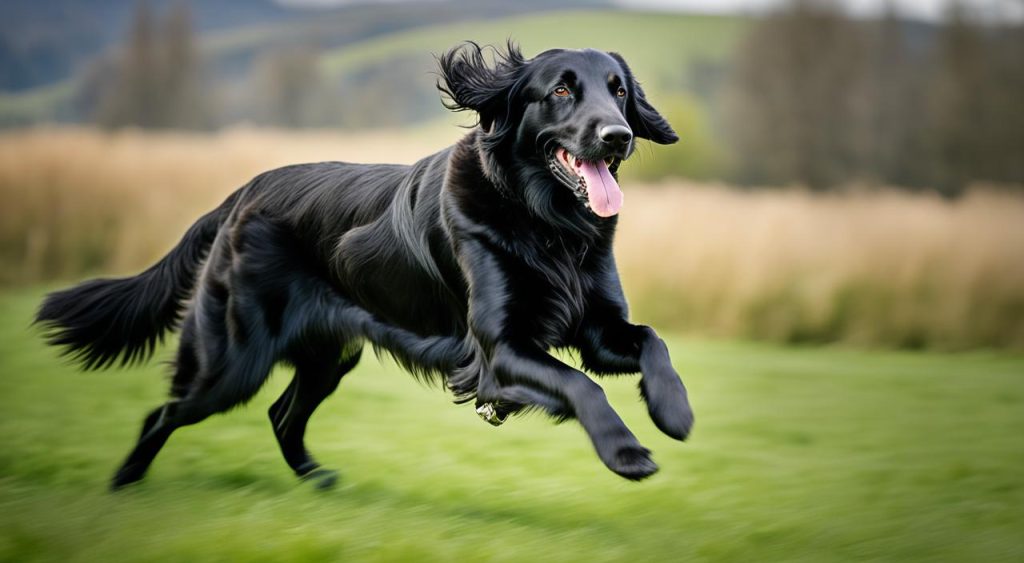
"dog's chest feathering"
499,236,594,348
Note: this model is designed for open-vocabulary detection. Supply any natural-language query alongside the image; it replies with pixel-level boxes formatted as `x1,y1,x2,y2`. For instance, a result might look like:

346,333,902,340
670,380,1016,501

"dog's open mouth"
548,147,623,217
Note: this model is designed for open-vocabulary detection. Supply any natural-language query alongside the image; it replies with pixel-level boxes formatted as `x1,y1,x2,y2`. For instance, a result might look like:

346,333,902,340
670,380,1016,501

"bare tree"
253,47,330,128
927,2,992,194
97,0,157,128
93,0,210,129
928,1,1024,191
725,0,866,190
724,0,1023,193
859,4,917,186
161,1,209,129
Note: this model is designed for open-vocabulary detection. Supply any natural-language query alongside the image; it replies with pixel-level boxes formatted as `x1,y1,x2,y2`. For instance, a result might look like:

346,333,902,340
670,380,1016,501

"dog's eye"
553,86,571,97
616,87,627,98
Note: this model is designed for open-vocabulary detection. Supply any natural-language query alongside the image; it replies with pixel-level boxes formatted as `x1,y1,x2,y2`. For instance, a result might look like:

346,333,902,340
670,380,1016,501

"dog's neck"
455,129,617,245
469,128,515,198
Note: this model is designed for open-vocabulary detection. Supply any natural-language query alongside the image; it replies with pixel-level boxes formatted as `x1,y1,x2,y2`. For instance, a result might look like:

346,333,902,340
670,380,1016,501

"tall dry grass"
616,185,1024,349
2,127,1022,349
0,126,455,281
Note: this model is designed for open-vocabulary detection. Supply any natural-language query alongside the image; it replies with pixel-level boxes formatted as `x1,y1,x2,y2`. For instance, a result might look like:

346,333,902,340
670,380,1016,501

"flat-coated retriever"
37,42,693,490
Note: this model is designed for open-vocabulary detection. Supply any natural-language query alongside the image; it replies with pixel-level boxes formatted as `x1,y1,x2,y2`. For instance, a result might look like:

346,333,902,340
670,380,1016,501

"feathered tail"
35,192,237,370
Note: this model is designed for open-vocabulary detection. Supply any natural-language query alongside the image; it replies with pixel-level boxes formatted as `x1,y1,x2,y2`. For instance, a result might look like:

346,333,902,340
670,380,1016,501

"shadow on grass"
337,480,632,541
158,466,631,542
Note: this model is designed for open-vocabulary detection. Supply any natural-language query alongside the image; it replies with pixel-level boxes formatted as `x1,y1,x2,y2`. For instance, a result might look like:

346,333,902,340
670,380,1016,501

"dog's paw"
591,422,659,480
301,467,340,491
642,376,694,441
110,463,147,491
608,446,659,481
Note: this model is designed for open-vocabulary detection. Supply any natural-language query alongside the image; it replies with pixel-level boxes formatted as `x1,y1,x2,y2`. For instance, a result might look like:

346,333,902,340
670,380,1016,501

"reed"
616,184,1024,349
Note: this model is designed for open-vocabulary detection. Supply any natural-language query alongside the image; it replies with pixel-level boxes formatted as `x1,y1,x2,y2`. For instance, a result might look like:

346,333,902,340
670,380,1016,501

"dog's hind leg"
111,398,232,490
111,401,184,490
111,315,279,490
111,361,276,490
269,342,362,489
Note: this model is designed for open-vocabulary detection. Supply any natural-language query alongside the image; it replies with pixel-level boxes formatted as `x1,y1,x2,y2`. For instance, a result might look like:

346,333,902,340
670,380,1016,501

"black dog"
37,42,693,489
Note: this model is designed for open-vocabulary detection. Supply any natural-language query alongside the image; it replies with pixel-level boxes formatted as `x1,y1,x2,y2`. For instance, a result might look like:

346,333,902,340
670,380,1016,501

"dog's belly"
349,272,464,337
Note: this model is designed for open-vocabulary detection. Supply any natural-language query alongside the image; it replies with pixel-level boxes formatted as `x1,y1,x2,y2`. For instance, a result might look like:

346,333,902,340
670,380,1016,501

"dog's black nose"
600,125,633,146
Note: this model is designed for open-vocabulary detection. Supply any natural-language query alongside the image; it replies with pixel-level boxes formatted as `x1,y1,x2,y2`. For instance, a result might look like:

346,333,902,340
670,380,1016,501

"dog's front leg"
488,341,658,480
578,317,694,441
455,237,657,479
636,325,694,441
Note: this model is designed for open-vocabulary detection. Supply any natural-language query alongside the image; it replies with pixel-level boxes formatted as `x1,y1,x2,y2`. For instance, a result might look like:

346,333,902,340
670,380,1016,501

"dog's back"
241,149,465,334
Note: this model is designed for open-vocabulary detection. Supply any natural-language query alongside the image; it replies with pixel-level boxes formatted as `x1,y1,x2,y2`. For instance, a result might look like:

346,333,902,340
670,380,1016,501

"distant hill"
0,5,745,129
316,10,746,126
0,0,608,94
0,0,299,92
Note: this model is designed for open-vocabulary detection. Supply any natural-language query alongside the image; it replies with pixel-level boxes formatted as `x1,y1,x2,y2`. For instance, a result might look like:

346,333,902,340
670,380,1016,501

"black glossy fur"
36,42,693,489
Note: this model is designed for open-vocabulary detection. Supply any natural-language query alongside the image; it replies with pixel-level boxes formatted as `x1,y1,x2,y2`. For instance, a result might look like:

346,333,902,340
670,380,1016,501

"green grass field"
1,287,1022,562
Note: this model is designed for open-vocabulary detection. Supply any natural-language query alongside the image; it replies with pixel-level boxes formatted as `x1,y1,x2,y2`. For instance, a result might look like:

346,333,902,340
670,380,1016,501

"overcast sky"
281,0,1024,22
615,0,1023,20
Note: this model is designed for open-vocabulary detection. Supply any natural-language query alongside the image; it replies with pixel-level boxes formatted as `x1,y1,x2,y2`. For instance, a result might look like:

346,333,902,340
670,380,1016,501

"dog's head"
438,42,678,223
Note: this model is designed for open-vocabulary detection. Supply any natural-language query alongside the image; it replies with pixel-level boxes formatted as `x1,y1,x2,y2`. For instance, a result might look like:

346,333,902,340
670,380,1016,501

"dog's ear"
609,52,679,145
436,41,527,136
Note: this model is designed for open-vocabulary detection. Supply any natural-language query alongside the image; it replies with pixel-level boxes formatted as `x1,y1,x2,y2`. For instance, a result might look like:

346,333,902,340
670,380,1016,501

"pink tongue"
577,159,623,217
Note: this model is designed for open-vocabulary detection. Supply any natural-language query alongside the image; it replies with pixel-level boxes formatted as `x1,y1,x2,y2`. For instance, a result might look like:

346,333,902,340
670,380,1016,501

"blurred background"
1,1,1023,561
1,0,1022,349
